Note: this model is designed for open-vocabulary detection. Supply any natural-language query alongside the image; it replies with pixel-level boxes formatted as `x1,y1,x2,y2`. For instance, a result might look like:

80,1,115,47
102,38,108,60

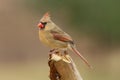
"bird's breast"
39,30,68,48
39,30,50,46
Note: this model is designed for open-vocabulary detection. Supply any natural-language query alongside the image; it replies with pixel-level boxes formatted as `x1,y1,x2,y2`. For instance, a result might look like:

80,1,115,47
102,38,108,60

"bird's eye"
38,22,47,29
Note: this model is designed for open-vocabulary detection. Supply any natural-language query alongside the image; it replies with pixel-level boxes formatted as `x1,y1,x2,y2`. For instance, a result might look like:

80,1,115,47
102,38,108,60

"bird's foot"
49,49,60,54
49,49,61,55
50,49,55,52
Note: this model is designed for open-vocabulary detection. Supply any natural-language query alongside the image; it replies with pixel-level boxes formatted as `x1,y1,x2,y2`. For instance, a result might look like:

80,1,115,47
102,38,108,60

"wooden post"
48,51,83,80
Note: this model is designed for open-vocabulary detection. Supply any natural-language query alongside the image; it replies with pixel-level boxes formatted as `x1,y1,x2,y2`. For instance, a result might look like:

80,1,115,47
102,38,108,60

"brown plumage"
38,12,92,68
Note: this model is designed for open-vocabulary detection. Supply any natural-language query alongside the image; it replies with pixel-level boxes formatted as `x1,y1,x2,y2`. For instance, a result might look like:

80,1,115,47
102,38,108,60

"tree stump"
48,51,83,80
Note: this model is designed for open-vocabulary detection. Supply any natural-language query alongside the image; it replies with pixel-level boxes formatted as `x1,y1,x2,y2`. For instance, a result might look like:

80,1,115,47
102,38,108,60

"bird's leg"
49,48,60,54
49,48,61,59
49,49,56,59
64,50,68,55
54,48,60,55
50,49,55,52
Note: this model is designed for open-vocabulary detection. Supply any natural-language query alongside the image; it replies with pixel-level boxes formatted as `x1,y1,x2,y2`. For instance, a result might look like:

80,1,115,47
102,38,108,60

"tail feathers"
70,45,92,68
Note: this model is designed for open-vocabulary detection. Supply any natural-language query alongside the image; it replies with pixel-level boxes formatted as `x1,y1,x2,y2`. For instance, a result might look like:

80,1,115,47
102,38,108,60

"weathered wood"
48,51,83,80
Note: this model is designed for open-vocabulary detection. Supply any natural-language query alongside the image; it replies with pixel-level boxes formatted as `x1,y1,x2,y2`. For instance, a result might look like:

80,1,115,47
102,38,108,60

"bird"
37,12,91,68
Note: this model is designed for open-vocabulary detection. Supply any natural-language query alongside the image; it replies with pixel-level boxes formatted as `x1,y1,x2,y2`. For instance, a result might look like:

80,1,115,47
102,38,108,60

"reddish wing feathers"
53,34,71,42
51,31,73,43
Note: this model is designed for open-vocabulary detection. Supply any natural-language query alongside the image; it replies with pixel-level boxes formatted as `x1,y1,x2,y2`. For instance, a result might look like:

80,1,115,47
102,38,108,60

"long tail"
70,45,92,68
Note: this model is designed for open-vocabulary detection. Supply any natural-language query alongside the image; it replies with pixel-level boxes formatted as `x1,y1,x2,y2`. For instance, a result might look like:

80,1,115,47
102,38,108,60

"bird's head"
37,12,51,29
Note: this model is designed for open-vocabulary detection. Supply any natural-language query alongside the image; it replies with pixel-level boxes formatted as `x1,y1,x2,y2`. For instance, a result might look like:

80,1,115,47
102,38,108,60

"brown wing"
50,30,74,43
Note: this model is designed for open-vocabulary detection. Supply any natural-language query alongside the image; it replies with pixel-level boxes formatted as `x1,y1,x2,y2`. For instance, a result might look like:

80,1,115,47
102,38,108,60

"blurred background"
0,0,120,80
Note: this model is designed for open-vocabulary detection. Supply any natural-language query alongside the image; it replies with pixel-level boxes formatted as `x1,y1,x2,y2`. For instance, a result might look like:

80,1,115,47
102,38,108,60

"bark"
48,51,83,80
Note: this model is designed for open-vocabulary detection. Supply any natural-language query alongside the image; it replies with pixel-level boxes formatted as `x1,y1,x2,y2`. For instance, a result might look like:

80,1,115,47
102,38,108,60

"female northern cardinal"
37,12,91,68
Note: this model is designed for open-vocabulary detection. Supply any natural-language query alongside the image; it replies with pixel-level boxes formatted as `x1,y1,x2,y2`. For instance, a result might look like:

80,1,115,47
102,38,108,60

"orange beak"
37,23,44,29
